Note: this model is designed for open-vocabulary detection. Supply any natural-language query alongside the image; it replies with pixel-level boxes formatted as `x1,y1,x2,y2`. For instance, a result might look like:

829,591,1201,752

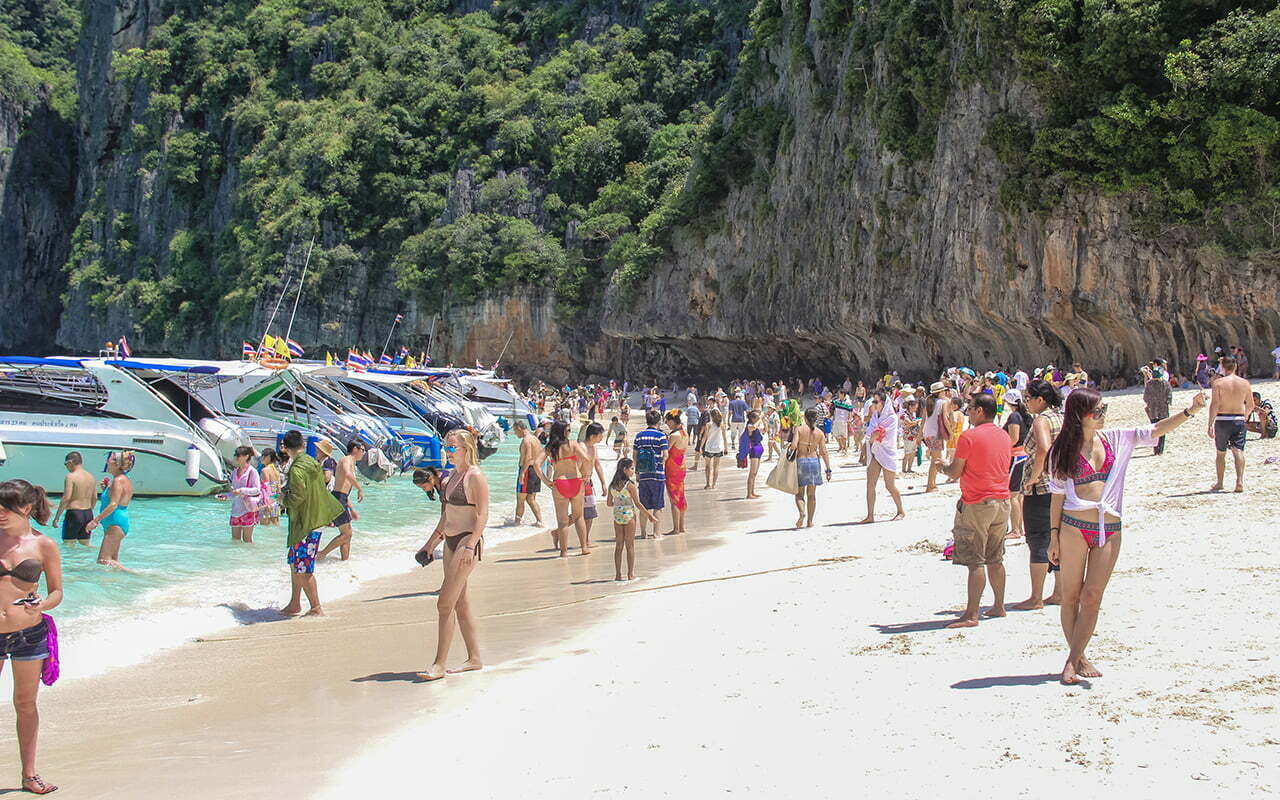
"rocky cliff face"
598,36,1280,381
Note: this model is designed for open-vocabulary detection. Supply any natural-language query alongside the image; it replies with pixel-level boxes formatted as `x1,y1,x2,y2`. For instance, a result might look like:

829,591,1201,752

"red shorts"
231,511,259,527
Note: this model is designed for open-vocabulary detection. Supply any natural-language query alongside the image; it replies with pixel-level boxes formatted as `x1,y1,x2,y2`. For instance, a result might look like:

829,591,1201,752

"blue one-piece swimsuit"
98,486,131,535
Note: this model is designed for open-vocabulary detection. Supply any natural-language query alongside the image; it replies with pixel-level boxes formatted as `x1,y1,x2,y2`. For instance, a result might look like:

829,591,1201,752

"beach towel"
41,614,59,686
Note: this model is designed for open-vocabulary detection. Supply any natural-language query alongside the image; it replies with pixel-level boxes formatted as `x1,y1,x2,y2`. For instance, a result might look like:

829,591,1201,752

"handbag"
765,446,799,494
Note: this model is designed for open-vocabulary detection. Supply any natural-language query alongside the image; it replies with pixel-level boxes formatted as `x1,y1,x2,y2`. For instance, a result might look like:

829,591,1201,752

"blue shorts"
638,479,665,511
0,620,49,662
797,456,824,487
287,531,322,574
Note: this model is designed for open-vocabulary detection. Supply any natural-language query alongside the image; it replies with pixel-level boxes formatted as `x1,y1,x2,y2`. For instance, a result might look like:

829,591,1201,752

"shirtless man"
51,451,97,547
1207,356,1253,493
318,440,365,560
512,420,545,526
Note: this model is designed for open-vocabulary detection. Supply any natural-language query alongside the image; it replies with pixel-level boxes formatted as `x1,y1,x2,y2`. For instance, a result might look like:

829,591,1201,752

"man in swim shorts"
632,409,669,539
318,440,365,561
281,430,343,616
1207,357,1253,492
513,419,545,526
51,451,97,546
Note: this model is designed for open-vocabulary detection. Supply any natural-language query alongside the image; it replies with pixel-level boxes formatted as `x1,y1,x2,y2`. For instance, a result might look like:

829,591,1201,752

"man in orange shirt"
941,394,1013,628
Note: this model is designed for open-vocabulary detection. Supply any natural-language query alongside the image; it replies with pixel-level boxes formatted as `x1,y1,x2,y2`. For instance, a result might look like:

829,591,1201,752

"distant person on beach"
1272,344,1280,379
858,392,905,523
1002,389,1030,540
632,410,669,539
257,450,283,526
940,394,1012,628
700,408,726,489
1142,362,1173,455
728,392,749,446
684,402,702,470
1012,379,1063,611
542,421,589,556
1207,357,1253,492
281,430,342,617
513,420,545,526
792,408,832,528
1247,391,1277,439
609,416,628,459
319,440,366,561
223,445,262,543
922,383,950,492
664,412,689,535
578,422,608,544
741,410,765,498
85,451,134,568
1048,387,1205,684
416,429,488,681
0,479,64,795
607,459,655,581
51,451,95,547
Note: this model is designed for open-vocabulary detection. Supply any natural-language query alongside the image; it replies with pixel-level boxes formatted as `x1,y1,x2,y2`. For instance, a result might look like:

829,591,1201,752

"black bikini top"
0,559,42,584
443,470,475,507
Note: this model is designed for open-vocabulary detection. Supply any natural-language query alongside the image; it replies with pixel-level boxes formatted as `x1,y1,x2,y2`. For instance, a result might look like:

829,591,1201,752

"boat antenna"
257,272,292,353
492,330,514,372
378,311,404,364
426,313,437,362
283,236,317,343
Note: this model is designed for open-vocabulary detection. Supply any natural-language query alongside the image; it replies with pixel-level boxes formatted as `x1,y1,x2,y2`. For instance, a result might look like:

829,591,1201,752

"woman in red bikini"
1047,387,1205,685
538,421,589,557
415,429,488,681
664,411,688,534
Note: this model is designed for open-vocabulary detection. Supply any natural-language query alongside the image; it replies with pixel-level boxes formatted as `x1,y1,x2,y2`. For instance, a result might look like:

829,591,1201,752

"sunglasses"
1091,403,1108,418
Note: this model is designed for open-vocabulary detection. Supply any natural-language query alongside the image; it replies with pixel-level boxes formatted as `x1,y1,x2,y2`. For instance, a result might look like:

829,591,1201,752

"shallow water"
46,438,534,680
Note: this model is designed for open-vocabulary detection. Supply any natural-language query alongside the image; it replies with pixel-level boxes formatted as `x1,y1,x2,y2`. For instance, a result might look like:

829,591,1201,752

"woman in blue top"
85,451,134,569
740,410,765,499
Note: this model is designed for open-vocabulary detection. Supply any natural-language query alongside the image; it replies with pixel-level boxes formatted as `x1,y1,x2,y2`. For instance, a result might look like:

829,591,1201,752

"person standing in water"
664,411,689,535
257,450,283,527
223,446,262,543
1206,356,1253,493
51,451,96,548
84,451,134,568
0,479,64,795
512,420,545,527
792,408,832,528
280,430,342,617
416,429,488,681
1048,388,1205,684
319,441,365,560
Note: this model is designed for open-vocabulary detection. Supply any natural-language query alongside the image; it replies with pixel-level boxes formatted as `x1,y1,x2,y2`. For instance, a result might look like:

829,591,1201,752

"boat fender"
185,445,200,486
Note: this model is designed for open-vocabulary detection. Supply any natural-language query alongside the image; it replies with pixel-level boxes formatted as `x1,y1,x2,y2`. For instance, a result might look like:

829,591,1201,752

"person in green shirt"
280,430,343,616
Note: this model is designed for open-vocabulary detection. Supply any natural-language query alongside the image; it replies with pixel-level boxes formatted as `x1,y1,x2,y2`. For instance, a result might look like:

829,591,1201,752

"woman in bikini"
539,421,589,557
858,391,906,523
1048,387,1205,685
85,450,134,568
792,408,832,528
742,410,765,499
0,479,64,794
664,411,688,535
415,429,488,681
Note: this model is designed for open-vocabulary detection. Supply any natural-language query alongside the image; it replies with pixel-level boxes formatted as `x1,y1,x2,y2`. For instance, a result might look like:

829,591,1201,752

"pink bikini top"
1074,436,1114,485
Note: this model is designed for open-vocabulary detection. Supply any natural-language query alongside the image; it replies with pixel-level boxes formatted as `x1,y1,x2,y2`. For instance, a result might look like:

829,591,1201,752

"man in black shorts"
52,451,97,546
513,419,544,526
1207,356,1253,493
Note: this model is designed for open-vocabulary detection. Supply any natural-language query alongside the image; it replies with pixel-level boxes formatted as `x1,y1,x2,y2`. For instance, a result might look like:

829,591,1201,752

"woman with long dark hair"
663,411,688,534
1012,379,1063,611
0,479,63,794
539,421,589,557
1047,387,1205,685
1002,390,1030,540
858,392,905,523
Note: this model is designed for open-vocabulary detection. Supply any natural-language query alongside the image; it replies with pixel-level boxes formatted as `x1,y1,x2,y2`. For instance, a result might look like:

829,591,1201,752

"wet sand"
6,385,1280,797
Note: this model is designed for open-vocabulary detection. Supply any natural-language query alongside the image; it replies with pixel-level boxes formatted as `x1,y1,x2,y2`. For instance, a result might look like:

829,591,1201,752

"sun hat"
929,381,946,394
314,439,334,457
1196,353,1208,361
1004,388,1022,405
900,384,914,393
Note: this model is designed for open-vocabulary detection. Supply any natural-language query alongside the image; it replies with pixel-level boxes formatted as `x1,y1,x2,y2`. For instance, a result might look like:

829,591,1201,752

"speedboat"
0,357,227,496
451,370,537,426
329,373,443,468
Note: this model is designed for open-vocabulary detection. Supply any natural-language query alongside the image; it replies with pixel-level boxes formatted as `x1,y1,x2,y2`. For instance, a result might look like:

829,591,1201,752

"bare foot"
1061,659,1079,685
446,659,482,675
280,604,302,617
984,606,1006,618
304,607,324,617
1011,598,1045,611
1045,594,1062,606
946,617,979,629
891,511,905,521
615,575,624,581
1209,482,1223,492
627,573,635,580
580,548,592,555
416,667,446,682
1076,657,1102,678
795,516,805,528
805,520,814,528
925,486,938,493
855,516,875,524
1233,484,1244,493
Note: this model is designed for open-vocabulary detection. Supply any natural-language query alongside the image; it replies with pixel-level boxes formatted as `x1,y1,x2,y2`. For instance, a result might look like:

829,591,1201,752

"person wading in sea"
85,451,134,569
512,420,545,527
280,430,342,617
319,440,366,561
1206,356,1253,493
51,451,96,548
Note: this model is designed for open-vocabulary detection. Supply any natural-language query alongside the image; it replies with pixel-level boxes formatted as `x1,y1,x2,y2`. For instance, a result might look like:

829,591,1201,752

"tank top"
923,400,946,439
1023,408,1063,495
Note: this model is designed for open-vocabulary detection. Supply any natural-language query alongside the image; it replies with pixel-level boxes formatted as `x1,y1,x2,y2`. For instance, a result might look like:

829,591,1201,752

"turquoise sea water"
45,438,528,679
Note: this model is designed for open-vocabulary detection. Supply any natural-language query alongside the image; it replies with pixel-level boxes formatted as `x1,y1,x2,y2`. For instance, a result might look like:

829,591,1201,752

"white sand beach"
7,384,1279,798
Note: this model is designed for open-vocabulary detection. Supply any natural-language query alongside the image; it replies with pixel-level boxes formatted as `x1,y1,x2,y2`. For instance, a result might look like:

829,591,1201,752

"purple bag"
41,614,59,686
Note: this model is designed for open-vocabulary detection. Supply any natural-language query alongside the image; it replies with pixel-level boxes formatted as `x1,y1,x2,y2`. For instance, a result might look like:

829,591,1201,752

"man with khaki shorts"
941,394,1013,628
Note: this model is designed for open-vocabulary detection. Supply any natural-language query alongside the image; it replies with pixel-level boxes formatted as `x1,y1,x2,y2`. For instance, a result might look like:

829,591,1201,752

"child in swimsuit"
606,459,656,581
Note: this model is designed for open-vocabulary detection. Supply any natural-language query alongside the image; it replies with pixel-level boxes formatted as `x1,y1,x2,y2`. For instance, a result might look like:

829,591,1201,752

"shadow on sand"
951,673,1083,690
351,671,428,684
363,590,438,603
870,620,954,634
217,603,292,625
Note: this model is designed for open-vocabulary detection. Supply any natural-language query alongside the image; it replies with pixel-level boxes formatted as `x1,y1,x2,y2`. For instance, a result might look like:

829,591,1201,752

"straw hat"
314,439,334,457
900,384,915,393
929,381,946,394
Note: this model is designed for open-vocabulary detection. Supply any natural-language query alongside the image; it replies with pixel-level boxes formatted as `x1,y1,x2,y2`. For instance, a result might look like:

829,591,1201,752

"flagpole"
283,236,316,343
426,314,437,361
257,273,291,350
378,315,401,362
491,330,515,372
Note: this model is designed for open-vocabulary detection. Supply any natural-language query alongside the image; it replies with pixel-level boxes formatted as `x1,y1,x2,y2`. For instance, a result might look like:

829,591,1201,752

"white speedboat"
452,371,537,424
0,357,228,496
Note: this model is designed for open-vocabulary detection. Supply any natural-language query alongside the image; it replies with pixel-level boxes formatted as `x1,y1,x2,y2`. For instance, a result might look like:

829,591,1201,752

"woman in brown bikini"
415,429,488,682
1,479,64,794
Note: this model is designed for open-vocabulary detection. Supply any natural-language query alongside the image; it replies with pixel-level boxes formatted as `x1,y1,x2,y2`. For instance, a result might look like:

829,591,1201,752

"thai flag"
118,336,132,357
286,338,304,357
242,341,256,357
379,353,393,365
394,313,403,323
346,351,368,372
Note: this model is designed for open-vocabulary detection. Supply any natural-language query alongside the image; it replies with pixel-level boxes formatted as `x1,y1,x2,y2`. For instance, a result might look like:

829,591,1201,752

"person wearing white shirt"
1014,369,1029,392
